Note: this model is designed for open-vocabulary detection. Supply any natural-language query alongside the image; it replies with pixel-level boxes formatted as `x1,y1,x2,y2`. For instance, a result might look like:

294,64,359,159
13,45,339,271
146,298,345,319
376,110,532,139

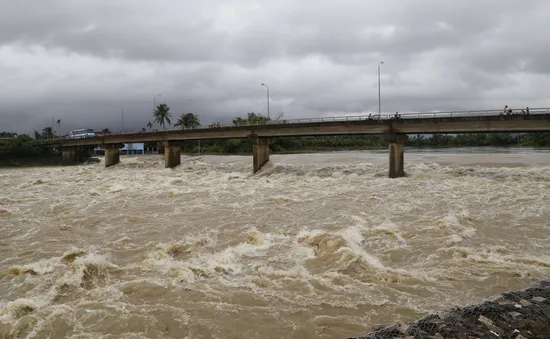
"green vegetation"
182,133,550,155
33,127,56,140
0,132,59,166
520,133,550,147
153,103,172,130
233,112,269,125
407,133,517,147
174,113,200,129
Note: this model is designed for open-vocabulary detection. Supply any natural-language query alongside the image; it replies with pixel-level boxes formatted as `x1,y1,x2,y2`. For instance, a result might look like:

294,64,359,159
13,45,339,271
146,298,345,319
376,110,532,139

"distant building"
121,143,144,155
94,143,144,156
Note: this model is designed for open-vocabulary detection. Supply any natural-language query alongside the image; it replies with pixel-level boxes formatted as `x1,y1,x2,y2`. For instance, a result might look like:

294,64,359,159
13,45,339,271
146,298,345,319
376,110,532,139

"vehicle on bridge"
69,129,96,139
96,130,113,137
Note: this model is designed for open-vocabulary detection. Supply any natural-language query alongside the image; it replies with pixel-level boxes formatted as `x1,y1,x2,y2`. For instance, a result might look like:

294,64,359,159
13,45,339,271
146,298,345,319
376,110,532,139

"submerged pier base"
104,144,122,167
385,134,407,178
252,137,270,173
164,141,181,168
61,147,77,165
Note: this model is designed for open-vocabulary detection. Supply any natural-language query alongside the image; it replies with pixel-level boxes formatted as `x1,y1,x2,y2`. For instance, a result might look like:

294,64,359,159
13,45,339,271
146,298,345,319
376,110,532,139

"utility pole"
261,83,270,119
116,106,124,133
378,61,384,118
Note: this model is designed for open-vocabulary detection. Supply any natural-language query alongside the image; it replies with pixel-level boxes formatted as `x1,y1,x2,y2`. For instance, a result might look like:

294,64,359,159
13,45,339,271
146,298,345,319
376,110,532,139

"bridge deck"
44,112,550,147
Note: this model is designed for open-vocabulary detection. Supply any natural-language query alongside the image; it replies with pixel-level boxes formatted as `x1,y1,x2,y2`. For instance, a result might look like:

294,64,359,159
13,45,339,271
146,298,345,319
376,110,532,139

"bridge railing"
42,107,550,142
164,107,549,131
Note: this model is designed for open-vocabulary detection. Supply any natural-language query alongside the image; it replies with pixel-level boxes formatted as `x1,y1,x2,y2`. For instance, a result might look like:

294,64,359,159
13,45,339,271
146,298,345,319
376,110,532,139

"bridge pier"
164,141,181,168
386,134,408,178
252,137,270,173
104,144,122,167
61,147,77,165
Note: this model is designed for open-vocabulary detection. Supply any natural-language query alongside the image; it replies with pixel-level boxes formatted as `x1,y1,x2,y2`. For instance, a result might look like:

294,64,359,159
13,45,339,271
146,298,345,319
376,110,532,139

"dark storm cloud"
1,0,550,133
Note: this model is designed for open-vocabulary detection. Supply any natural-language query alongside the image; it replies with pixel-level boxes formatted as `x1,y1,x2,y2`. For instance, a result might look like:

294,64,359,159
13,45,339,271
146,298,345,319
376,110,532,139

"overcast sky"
1,0,550,134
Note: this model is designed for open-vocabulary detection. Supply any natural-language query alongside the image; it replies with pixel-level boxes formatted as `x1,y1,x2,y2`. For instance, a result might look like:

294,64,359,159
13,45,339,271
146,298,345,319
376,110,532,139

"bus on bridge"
69,129,96,139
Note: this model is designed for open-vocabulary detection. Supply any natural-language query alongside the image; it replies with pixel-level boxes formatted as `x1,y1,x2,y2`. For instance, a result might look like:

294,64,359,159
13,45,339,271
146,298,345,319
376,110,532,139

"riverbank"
0,156,60,167
0,156,101,167
348,280,550,339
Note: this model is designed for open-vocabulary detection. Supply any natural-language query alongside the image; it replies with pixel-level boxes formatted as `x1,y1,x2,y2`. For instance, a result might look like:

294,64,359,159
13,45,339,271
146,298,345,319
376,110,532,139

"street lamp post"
116,106,124,133
154,94,162,109
261,83,270,120
378,61,384,118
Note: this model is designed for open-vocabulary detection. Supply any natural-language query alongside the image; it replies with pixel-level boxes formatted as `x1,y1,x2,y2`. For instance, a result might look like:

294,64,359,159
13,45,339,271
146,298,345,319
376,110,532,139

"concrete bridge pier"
164,141,181,168
104,143,122,167
252,137,270,173
61,147,77,165
386,134,408,178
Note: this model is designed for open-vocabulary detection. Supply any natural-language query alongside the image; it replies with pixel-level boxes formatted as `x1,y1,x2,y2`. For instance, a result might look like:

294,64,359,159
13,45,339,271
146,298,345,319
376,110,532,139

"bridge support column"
252,137,270,173
386,134,408,178
61,147,77,165
104,144,122,168
164,141,181,168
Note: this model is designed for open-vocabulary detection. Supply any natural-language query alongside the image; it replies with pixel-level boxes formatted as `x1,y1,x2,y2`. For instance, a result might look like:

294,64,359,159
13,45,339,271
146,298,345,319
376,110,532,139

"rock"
489,326,504,336
348,279,550,339
498,299,515,306
478,315,494,327
519,299,532,307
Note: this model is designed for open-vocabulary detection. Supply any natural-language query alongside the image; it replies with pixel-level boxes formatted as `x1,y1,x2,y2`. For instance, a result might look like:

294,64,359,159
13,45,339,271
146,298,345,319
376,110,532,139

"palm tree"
147,121,153,130
41,127,55,139
56,119,61,137
153,104,172,130
174,113,200,129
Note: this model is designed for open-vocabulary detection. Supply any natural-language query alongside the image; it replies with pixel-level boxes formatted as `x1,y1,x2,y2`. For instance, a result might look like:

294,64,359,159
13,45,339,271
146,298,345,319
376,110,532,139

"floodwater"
1,150,550,338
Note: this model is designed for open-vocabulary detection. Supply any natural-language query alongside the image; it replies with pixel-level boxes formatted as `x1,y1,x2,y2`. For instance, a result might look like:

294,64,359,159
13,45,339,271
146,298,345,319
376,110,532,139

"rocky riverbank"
348,280,550,339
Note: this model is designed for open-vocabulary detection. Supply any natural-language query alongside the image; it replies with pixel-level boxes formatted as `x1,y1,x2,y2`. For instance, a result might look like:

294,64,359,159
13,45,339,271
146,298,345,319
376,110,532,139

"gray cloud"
1,0,550,134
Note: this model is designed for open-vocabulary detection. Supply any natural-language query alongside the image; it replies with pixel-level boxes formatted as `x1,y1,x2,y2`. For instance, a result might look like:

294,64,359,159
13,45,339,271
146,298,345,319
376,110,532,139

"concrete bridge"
43,108,550,178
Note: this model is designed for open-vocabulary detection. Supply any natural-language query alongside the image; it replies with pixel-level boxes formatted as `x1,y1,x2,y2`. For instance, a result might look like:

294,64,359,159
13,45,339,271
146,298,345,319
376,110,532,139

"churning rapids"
1,151,550,339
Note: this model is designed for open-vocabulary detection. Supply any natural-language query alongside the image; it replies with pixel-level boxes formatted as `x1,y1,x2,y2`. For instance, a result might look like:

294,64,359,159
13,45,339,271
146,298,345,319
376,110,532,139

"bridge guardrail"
41,107,550,143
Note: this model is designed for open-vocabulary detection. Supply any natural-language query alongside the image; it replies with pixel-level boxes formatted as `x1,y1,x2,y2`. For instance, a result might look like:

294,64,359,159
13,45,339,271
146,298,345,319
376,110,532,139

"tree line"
0,132,58,165
177,133,550,155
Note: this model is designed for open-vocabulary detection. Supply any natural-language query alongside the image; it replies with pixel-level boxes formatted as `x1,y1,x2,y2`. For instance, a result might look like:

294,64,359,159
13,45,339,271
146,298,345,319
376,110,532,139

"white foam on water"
2,152,550,338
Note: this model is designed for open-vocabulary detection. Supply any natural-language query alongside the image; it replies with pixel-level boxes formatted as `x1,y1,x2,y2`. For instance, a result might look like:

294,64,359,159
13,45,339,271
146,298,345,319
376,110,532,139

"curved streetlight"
378,61,384,118
153,94,162,109
116,106,124,132
261,83,270,120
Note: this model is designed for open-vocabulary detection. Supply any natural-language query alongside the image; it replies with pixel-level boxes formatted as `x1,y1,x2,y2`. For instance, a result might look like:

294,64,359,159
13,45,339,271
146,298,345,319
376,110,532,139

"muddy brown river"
1,151,550,338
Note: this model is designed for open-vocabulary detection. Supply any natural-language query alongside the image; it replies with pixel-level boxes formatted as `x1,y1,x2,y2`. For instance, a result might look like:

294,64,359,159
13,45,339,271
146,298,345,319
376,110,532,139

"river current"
1,151,550,338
